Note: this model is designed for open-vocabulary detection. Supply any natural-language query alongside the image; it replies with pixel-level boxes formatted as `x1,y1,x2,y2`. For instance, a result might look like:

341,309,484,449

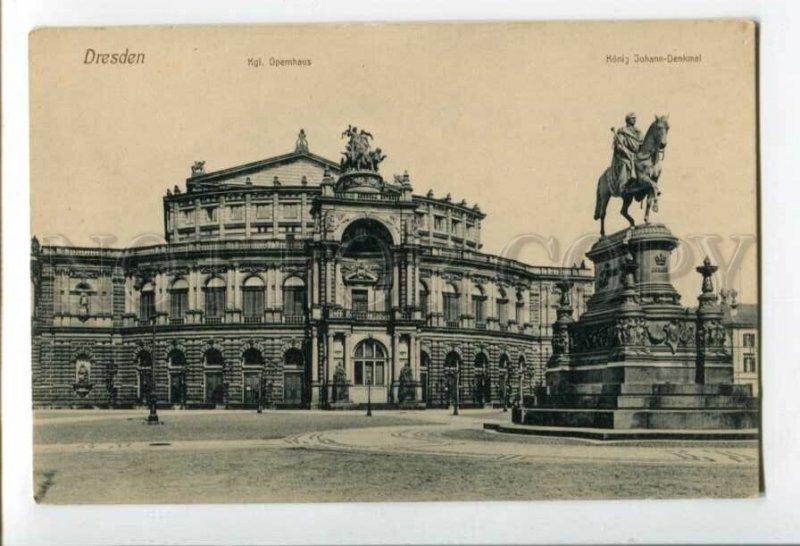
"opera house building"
31,129,593,410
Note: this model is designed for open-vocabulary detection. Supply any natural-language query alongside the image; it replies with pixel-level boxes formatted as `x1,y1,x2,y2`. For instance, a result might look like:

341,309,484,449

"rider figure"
612,112,642,193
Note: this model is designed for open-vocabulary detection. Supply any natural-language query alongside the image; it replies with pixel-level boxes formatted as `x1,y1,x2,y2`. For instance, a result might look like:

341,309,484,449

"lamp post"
147,314,159,425
453,365,460,416
257,370,264,414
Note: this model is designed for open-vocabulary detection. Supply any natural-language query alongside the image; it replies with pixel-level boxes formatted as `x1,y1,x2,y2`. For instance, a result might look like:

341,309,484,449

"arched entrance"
204,348,225,406
473,353,489,406
167,349,187,406
283,348,306,407
242,348,264,406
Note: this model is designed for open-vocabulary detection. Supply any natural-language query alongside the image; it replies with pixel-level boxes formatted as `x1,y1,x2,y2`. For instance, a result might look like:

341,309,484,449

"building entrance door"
138,370,152,406
243,372,260,406
205,372,224,405
169,372,185,405
284,372,304,406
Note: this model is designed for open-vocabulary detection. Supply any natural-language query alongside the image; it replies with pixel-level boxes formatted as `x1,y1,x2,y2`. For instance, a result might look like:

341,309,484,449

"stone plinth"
518,224,757,432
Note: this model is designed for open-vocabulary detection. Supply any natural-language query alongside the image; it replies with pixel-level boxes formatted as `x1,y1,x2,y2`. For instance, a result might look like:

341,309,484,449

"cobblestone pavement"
32,409,760,503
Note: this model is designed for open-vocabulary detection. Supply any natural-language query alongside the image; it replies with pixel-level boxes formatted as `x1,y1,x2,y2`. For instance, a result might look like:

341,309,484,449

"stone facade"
31,133,593,409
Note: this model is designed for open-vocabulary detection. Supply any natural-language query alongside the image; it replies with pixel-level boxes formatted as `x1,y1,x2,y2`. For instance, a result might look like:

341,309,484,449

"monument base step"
513,407,759,430
483,422,759,441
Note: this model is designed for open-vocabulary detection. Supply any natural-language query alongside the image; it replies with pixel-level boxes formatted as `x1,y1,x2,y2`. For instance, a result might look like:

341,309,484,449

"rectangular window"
228,205,244,221
444,294,459,323
205,207,218,223
473,298,484,322
140,291,155,321
743,333,756,347
355,362,363,385
498,301,509,324
451,220,461,235
283,204,299,219
744,356,757,373
283,287,306,317
256,204,272,219
434,216,444,231
170,290,188,319
352,289,369,315
243,288,265,318
205,288,226,318
374,363,384,386
181,210,194,226
419,291,428,316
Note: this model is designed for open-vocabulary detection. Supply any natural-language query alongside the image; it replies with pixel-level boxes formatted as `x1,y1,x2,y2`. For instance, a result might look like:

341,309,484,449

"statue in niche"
398,365,415,403
332,363,349,403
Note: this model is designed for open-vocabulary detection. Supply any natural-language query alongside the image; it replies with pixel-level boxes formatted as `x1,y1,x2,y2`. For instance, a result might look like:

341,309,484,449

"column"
392,260,400,309
218,196,226,237
344,333,352,384
245,194,252,238
194,199,201,238
272,194,279,235
300,194,307,237
325,332,334,382
311,327,320,406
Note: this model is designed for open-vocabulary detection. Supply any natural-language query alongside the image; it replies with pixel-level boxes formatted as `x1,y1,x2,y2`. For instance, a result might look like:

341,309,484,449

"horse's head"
648,114,670,151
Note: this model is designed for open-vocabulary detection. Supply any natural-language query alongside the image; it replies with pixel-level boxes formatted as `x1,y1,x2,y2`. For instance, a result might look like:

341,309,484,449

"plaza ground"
33,409,760,503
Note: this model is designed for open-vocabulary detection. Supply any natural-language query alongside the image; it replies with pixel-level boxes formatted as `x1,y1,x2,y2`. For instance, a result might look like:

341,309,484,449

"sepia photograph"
26,20,760,507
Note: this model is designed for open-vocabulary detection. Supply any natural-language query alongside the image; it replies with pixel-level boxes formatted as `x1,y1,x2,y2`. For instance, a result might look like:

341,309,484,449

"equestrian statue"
594,113,670,236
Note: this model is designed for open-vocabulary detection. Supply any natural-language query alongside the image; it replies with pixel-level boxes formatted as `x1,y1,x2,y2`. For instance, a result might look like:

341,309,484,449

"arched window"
499,353,510,370
353,339,387,386
242,348,264,367
443,283,460,325
204,348,224,367
167,349,186,367
140,282,156,322
419,280,429,318
169,279,189,322
472,285,486,326
204,277,226,321
284,347,304,368
496,287,509,326
242,276,265,322
283,276,306,320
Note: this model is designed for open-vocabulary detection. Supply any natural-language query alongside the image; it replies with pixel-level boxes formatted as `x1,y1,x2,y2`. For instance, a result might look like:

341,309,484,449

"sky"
29,21,757,303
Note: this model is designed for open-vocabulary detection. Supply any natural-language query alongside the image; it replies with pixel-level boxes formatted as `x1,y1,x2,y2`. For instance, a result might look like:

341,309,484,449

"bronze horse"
594,115,670,236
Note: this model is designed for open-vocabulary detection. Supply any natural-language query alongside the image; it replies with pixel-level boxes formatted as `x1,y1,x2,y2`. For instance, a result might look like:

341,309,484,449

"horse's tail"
594,171,607,220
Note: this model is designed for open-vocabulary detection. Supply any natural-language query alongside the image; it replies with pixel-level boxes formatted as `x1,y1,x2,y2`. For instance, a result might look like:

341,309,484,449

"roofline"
187,150,341,184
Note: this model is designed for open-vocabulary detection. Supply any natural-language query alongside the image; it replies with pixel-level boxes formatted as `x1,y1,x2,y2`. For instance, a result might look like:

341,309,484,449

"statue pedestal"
518,224,757,432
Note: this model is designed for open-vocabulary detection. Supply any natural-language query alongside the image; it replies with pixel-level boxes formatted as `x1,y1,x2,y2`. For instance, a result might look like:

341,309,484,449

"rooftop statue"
340,125,386,172
295,129,309,153
594,114,670,236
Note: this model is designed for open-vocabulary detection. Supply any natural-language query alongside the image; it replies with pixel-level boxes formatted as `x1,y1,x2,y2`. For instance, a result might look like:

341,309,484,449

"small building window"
283,204,299,219
205,207,218,223
228,205,244,221
204,277,226,318
434,216,445,231
743,356,757,373
443,283,460,324
140,283,156,321
352,289,369,316
743,333,756,348
169,279,189,320
256,204,272,219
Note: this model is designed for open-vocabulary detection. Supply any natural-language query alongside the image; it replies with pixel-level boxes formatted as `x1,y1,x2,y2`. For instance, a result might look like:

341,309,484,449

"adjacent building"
30,129,594,409
720,295,759,396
